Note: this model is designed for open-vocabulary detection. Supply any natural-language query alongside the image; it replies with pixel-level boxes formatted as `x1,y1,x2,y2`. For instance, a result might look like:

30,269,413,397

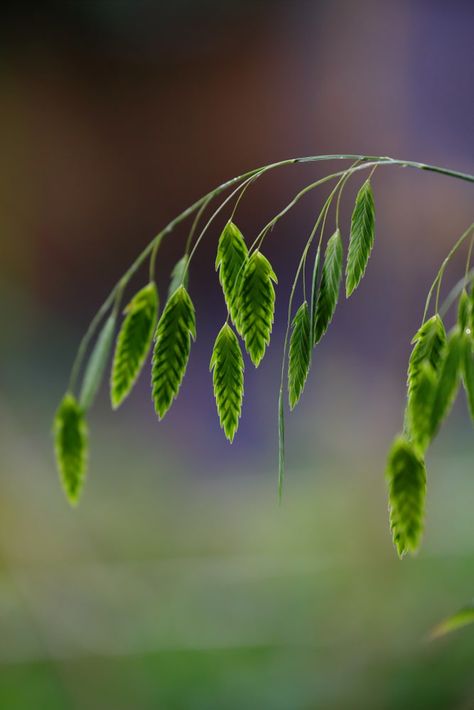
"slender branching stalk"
54,153,474,564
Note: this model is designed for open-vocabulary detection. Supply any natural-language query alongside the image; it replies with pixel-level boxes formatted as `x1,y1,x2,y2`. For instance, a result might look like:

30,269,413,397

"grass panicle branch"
56,152,472,561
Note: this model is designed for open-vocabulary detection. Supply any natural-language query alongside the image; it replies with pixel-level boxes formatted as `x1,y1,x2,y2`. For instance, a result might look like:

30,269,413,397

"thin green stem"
67,167,268,392
252,160,387,257
368,164,378,181
148,234,165,282
251,173,340,254
439,267,474,319
316,198,332,250
434,274,443,315
277,178,348,500
184,194,214,258
465,234,474,281
184,171,267,278
112,280,126,317
335,160,360,229
302,162,359,300
422,223,474,322
229,170,265,222
302,256,307,304
380,157,474,184
68,289,116,394
300,186,334,302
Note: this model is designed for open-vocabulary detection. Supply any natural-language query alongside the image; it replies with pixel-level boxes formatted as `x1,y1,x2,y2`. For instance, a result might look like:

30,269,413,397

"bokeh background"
0,1,473,707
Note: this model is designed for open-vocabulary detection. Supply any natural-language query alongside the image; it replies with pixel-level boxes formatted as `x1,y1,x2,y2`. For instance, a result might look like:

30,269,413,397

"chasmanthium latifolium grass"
54,154,474,560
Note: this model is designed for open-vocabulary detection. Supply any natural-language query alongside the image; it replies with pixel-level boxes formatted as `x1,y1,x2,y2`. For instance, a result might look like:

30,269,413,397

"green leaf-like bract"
215,221,248,332
111,283,159,409
406,314,446,448
168,256,189,299
80,314,116,411
458,289,470,332
54,393,88,505
386,436,426,558
345,179,375,297
288,302,311,409
151,285,196,419
239,250,277,367
430,330,463,438
314,229,343,344
210,323,244,442
462,335,474,421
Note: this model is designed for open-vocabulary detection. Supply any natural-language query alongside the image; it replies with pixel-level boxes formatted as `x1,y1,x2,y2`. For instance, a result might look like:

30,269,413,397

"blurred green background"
0,1,473,708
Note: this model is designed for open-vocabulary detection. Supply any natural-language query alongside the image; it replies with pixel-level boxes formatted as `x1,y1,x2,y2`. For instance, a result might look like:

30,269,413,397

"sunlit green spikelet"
151,285,196,419
406,314,446,450
288,302,311,409
386,436,426,558
111,282,159,409
407,315,446,397
54,393,88,506
346,179,375,297
313,228,343,344
50,153,474,525
239,250,277,366
215,221,248,332
429,330,463,437
408,363,437,454
210,323,244,442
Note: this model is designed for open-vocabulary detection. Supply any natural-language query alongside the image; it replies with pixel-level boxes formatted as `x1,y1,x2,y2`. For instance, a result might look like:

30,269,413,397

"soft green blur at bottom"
0,404,473,709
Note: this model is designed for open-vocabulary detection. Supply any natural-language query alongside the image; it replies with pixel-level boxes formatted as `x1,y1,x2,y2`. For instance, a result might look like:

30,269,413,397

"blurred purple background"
1,0,472,419
0,1,473,707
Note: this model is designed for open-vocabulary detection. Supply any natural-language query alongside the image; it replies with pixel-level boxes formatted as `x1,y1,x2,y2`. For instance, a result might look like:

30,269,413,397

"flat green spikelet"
215,221,248,332
346,179,375,297
151,285,196,419
111,282,159,409
210,323,244,442
309,244,321,345
408,315,446,396
239,250,277,367
288,301,311,409
314,229,343,344
457,289,470,332
430,329,463,437
406,314,446,444
408,362,437,454
386,436,426,558
54,393,88,506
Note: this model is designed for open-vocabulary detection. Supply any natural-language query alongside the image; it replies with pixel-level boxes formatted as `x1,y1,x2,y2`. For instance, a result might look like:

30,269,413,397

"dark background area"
0,1,473,707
